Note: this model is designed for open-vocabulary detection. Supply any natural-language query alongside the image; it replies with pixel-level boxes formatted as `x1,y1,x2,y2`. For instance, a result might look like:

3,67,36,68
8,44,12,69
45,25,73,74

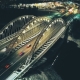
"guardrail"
6,26,66,80
15,26,67,79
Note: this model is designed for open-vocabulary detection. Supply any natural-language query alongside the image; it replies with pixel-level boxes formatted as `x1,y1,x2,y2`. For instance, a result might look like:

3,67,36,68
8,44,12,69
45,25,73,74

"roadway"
0,21,44,62
0,14,65,80
14,20,66,79
0,21,49,79
36,21,64,51
0,36,38,80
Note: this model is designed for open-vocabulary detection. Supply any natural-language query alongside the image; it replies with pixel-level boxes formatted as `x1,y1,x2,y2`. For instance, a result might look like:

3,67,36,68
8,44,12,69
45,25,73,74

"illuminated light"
26,5,28,8
52,22,54,24
56,56,58,58
47,20,49,22
22,30,26,33
69,8,74,14
34,20,36,23
10,22,13,25
39,40,41,43
22,17,25,18
43,18,46,21
23,4,26,7
41,18,42,20
37,19,39,21
18,36,21,40
34,3,38,7
46,28,49,31
32,16,35,18
54,20,56,23
19,17,21,20
38,3,42,6
26,16,28,18
27,26,30,29
42,3,47,6
0,32,3,34
73,9,78,14
61,20,63,23
43,33,45,36
1,48,7,52
57,19,59,22
49,24,51,27
15,42,17,43
5,27,8,29
47,20,50,22
19,3,22,6
31,22,33,25
30,4,34,8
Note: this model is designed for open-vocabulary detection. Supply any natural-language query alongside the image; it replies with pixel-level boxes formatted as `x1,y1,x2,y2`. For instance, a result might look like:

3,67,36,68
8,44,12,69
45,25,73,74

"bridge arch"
34,18,66,51
12,16,51,49
0,15,35,40
0,15,51,57
25,18,66,65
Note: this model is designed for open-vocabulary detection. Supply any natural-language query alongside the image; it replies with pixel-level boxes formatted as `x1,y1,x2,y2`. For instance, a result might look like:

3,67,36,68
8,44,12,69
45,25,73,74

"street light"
39,40,41,43
31,22,33,25
43,33,45,36
32,16,35,18
22,30,26,33
26,16,28,18
23,17,25,18
49,24,51,27
5,27,8,29
43,18,45,21
18,36,21,40
1,48,7,52
10,22,13,25
41,18,42,20
54,20,56,23
37,19,40,21
15,42,17,43
52,21,54,24
61,20,63,23
19,17,21,20
22,30,26,40
34,20,36,23
46,28,49,31
47,20,50,22
0,32,3,34
57,19,59,22
27,26,30,29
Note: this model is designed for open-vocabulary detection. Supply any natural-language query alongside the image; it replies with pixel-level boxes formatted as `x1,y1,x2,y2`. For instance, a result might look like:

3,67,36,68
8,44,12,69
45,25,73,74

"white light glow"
1,48,7,52
22,30,26,33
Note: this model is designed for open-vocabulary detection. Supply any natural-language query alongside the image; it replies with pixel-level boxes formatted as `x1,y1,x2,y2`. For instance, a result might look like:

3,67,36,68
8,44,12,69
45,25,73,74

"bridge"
0,1,80,79
0,14,69,80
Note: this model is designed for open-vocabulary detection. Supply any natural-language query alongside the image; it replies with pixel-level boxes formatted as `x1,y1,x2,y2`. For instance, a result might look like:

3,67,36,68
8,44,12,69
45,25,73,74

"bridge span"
0,14,68,80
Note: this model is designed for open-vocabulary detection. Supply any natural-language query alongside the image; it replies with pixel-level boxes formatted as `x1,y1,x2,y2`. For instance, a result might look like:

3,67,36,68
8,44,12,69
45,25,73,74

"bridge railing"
25,19,53,65
0,15,35,32
0,15,35,41
15,20,67,79
0,15,36,45
5,18,67,80
0,15,51,46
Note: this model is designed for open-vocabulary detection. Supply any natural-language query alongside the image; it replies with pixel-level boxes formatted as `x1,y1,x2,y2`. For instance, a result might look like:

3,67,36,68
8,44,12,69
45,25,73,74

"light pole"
22,30,26,41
